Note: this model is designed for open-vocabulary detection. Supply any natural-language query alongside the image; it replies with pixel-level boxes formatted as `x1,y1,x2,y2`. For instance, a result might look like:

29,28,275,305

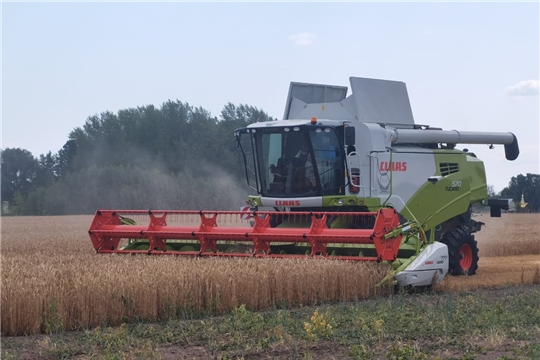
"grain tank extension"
88,77,519,288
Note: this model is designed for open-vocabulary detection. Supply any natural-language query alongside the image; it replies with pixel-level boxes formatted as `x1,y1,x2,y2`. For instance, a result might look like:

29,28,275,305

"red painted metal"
88,208,403,262
459,243,473,270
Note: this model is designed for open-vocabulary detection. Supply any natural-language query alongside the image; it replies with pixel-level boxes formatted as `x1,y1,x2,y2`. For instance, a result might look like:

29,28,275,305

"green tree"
215,103,276,174
9,100,275,215
1,148,39,202
220,102,276,126
500,173,539,212
35,151,58,188
56,139,77,177
487,184,497,198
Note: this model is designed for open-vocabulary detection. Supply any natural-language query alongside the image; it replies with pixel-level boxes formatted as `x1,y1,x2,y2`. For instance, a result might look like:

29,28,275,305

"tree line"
1,101,275,215
499,173,539,212
1,99,539,215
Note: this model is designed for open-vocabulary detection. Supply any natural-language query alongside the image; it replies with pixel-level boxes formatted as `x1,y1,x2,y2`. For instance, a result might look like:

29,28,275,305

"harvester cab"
88,76,519,288
236,121,346,199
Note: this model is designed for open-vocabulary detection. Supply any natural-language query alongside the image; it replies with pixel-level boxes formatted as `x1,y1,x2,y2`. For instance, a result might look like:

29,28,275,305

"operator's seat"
292,166,307,193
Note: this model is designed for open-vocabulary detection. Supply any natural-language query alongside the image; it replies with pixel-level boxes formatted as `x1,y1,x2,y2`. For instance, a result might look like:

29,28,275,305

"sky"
2,2,539,193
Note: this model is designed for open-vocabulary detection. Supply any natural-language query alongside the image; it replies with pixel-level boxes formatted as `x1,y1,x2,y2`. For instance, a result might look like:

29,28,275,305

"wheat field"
1,215,391,336
1,213,538,336
435,212,540,291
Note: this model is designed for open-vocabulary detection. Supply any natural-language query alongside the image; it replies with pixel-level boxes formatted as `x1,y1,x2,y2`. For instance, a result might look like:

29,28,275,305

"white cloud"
506,80,539,96
289,32,316,46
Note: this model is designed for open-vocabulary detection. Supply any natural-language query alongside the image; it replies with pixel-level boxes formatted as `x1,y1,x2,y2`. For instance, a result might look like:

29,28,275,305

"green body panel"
321,196,381,209
247,195,262,206
247,196,262,207
466,155,488,203
400,150,487,237
248,195,381,211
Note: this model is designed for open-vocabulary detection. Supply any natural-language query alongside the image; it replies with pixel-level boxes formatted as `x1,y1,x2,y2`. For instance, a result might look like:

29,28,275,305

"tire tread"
440,225,479,276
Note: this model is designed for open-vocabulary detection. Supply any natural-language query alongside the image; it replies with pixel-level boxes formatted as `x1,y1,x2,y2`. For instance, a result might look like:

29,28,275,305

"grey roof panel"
282,77,416,126
349,77,415,125
283,82,348,119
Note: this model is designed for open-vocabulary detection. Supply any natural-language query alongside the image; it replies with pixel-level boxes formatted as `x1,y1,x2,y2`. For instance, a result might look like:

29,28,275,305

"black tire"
440,226,479,276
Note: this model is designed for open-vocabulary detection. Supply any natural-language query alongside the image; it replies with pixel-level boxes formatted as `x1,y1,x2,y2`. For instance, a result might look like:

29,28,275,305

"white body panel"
371,149,437,212
395,242,449,287
346,122,387,197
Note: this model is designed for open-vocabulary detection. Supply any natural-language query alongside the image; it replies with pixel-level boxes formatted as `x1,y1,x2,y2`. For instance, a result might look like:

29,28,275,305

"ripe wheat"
1,215,391,336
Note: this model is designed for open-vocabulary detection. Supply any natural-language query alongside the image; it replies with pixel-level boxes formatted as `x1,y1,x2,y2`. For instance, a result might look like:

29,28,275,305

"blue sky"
2,2,539,192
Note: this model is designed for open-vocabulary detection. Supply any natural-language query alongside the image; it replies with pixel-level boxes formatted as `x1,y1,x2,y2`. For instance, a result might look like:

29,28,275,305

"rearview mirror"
345,126,355,146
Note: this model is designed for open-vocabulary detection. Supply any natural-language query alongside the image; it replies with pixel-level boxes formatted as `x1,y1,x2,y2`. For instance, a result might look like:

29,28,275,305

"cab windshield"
252,126,344,197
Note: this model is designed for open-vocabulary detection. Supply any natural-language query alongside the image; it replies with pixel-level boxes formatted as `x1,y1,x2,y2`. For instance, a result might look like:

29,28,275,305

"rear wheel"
440,226,479,276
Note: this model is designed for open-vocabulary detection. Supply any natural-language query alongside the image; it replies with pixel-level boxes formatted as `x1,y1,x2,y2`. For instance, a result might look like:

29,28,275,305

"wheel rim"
459,244,473,270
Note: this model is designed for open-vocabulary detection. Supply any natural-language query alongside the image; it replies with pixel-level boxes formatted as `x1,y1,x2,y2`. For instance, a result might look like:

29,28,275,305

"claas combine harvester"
89,77,519,287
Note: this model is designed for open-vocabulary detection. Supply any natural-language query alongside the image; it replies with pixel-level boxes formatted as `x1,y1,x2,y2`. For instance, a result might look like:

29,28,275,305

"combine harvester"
89,77,519,288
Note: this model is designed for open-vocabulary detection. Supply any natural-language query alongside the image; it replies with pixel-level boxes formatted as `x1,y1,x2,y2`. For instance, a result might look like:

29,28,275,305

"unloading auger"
89,77,519,288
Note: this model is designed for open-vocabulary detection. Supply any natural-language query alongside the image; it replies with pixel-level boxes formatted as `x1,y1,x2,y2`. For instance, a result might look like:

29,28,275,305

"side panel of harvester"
369,149,438,211
371,149,488,236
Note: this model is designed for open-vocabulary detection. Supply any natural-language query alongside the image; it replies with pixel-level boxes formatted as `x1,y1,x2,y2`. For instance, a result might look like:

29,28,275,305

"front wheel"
440,226,479,276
